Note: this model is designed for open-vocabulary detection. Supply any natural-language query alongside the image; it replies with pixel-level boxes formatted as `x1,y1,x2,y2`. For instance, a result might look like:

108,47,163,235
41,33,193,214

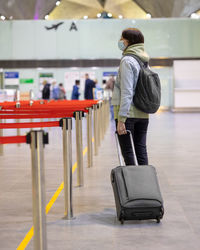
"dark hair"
122,28,144,46
59,83,63,87
75,79,80,85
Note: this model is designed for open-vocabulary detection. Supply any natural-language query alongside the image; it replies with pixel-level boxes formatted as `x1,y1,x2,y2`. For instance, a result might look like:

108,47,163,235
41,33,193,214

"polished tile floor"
0,111,200,250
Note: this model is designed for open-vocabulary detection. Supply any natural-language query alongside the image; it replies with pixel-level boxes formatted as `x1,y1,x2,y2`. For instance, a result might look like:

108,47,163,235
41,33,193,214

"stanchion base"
74,184,84,188
62,215,76,221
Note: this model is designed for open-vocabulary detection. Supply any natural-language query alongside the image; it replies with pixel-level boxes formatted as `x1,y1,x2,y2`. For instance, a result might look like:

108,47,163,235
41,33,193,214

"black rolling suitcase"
111,131,164,224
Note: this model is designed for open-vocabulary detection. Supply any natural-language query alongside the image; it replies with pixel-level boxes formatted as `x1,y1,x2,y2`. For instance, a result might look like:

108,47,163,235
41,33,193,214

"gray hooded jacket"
111,43,149,122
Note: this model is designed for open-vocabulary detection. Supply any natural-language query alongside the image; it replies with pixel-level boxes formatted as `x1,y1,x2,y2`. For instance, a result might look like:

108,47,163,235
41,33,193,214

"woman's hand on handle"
117,121,127,135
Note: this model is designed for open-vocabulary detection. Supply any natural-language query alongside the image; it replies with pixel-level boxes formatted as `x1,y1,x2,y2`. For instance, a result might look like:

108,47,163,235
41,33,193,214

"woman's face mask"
118,40,126,51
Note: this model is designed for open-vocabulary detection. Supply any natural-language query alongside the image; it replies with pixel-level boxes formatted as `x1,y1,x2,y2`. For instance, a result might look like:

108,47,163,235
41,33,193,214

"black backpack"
124,54,161,114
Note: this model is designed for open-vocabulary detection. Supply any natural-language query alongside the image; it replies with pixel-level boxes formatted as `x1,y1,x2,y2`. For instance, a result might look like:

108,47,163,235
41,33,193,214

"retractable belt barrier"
0,100,98,119
0,99,110,250
0,135,27,144
0,121,60,129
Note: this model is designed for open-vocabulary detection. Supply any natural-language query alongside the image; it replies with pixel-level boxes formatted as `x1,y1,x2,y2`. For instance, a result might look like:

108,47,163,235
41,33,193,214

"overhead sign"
39,73,53,78
5,72,19,78
39,73,54,84
69,22,78,31
103,72,118,77
20,78,34,84
4,72,19,85
45,22,64,31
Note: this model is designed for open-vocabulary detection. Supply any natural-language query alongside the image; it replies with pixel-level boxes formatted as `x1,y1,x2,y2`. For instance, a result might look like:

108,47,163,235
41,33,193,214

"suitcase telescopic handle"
115,131,124,166
115,130,139,166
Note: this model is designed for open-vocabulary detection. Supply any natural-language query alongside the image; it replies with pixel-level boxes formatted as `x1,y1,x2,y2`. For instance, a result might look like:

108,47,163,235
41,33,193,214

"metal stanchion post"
29,89,34,106
16,118,20,147
104,100,107,130
101,101,104,139
99,102,103,142
0,119,3,156
100,101,104,140
74,111,84,187
29,90,34,124
97,104,101,147
16,90,20,108
93,105,98,156
102,101,106,137
28,130,48,250
16,90,21,147
40,101,44,123
106,100,110,129
60,118,74,219
86,108,93,168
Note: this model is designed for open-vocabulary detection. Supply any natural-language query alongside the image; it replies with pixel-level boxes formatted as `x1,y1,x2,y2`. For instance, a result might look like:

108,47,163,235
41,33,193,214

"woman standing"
112,28,149,165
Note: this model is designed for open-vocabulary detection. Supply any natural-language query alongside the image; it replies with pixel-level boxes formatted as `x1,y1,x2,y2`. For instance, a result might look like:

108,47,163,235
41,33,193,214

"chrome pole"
62,118,73,219
100,101,105,140
97,104,101,147
99,101,103,142
75,111,84,187
87,108,93,168
93,105,98,156
0,119,3,156
101,101,105,138
16,118,20,147
30,130,47,250
29,89,34,106
106,100,110,129
103,100,107,135
15,90,21,146
16,90,20,108
29,90,34,124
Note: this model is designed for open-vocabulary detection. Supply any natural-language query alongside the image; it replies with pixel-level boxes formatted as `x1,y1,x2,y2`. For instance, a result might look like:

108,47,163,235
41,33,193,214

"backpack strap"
123,53,148,68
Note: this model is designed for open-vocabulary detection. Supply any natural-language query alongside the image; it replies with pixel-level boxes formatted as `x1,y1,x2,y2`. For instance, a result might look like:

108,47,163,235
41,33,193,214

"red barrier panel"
0,136,26,144
0,100,98,119
0,100,99,144
0,100,98,111
0,113,73,119
0,121,60,129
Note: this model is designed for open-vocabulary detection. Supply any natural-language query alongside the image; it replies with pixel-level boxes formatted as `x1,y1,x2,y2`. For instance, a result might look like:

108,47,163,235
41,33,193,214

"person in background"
105,75,115,120
106,75,115,92
93,79,103,100
51,81,60,100
84,73,95,100
58,83,66,100
42,80,51,100
112,28,149,165
102,79,107,87
71,80,81,100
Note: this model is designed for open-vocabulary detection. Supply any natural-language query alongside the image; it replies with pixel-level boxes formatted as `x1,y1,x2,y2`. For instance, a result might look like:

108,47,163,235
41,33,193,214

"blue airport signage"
5,72,19,79
103,72,117,77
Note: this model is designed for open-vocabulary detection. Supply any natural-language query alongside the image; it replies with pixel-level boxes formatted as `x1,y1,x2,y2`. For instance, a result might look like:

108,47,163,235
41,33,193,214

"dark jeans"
116,118,149,165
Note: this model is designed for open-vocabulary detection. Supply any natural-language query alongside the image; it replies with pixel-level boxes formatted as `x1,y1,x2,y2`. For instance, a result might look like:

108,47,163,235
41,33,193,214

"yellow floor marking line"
17,142,90,250
17,227,34,250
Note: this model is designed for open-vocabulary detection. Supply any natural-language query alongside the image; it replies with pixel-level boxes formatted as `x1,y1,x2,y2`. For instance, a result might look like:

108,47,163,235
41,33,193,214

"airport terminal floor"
0,111,200,250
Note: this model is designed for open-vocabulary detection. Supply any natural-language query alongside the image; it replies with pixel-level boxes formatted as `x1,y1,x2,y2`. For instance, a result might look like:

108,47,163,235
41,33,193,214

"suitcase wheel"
156,217,160,223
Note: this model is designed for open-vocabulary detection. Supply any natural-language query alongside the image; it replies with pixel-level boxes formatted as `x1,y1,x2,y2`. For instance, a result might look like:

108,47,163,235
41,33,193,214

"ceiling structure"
0,0,200,20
